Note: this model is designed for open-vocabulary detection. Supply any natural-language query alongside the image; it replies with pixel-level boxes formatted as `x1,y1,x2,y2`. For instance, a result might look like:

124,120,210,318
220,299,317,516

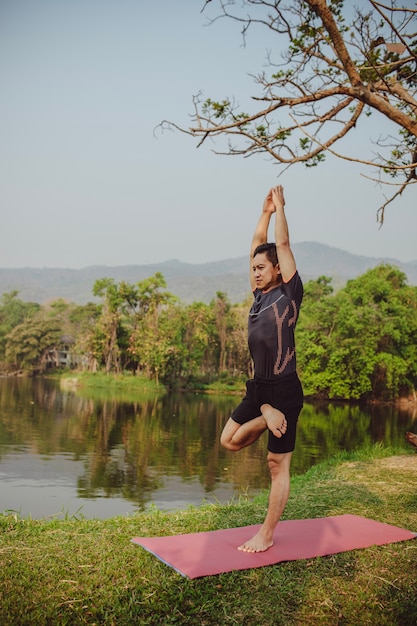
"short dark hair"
253,242,279,266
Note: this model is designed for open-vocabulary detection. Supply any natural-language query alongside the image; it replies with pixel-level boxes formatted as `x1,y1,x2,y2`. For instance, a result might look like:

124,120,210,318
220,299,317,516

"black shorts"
231,373,303,454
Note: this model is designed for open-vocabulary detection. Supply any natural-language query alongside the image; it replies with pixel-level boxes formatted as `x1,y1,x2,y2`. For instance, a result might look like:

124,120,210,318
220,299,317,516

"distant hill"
1,242,416,305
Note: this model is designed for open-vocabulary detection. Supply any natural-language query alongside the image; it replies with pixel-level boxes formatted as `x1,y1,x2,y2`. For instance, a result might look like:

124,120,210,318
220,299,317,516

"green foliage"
202,98,232,120
162,301,218,386
1,265,416,401
5,317,61,372
297,264,417,400
0,291,40,363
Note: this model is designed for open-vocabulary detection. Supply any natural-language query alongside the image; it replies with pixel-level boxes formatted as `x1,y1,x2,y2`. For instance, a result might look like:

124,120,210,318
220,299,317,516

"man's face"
252,252,280,292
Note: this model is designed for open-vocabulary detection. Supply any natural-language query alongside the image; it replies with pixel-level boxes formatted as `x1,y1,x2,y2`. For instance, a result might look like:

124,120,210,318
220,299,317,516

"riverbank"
55,370,246,396
1,445,416,625
39,370,417,404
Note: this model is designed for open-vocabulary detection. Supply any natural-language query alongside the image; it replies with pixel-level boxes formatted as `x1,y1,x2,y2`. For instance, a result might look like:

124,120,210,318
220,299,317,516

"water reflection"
0,377,415,519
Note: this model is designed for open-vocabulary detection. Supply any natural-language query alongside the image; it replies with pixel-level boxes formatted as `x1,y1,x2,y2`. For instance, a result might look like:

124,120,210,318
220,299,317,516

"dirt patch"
336,455,417,495
376,455,417,472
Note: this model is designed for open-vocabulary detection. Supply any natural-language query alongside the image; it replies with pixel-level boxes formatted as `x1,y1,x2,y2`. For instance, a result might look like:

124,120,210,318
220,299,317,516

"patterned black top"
248,271,303,380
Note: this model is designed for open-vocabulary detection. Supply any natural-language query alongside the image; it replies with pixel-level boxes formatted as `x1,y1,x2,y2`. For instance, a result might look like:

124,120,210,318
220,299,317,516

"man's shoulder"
283,270,303,289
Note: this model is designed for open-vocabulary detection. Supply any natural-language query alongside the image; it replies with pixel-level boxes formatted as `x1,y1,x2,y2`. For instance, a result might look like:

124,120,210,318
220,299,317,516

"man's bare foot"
238,529,274,553
261,404,287,438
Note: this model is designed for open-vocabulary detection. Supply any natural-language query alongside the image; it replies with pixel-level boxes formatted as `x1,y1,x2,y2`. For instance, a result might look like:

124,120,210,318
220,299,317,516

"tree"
212,291,231,373
128,273,177,382
296,276,339,396
92,278,138,374
227,297,254,377
174,301,218,382
0,291,40,365
162,0,417,221
297,264,417,400
341,264,417,398
69,302,101,371
5,317,61,373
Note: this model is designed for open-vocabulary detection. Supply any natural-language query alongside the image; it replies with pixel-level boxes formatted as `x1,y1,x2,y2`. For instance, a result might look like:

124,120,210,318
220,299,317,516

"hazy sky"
2,0,416,269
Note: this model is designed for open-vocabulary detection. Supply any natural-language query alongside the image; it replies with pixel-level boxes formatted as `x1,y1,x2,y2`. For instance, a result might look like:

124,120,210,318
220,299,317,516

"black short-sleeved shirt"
248,271,303,380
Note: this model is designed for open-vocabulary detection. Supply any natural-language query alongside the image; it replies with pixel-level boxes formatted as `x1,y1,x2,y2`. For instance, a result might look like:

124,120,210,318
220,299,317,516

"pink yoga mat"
132,514,416,579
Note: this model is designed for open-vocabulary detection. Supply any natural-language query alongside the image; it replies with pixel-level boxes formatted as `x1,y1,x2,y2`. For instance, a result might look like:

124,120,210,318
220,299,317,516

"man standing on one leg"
220,185,304,553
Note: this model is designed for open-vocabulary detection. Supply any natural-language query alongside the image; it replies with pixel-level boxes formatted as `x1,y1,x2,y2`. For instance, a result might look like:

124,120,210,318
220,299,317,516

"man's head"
253,243,279,266
252,243,281,292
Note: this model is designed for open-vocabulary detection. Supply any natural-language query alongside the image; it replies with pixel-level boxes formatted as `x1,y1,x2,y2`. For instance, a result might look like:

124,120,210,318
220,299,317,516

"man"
220,185,303,553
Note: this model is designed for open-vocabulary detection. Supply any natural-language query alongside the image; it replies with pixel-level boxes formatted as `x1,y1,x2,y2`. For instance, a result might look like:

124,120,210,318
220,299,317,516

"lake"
0,377,415,519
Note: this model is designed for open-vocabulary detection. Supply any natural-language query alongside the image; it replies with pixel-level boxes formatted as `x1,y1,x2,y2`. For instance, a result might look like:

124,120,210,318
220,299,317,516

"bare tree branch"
161,0,417,221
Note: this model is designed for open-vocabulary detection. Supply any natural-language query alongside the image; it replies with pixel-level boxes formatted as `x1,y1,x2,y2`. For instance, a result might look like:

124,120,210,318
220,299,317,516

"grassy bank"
1,445,416,625
54,370,246,396
53,370,165,394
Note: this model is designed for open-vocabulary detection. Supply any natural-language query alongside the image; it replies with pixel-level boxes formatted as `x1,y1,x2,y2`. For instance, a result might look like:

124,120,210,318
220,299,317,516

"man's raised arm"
272,185,296,284
249,189,276,291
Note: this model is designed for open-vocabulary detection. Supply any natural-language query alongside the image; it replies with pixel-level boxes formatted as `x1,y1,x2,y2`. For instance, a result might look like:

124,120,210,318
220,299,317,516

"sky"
1,0,416,269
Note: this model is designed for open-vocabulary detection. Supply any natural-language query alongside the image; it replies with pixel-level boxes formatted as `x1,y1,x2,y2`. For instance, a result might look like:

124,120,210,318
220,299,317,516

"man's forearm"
271,186,290,249
251,212,272,255
274,206,290,250
272,186,296,282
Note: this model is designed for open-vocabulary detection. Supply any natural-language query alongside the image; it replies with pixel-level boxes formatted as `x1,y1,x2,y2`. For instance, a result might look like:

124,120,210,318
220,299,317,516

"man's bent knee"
220,418,240,450
220,433,236,451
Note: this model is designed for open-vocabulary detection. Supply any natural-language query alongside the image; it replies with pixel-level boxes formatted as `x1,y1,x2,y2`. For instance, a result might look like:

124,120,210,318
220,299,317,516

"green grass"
1,445,417,625
53,370,247,396
54,370,165,397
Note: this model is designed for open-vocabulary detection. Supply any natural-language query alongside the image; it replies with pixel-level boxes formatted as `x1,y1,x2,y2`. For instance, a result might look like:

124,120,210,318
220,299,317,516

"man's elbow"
276,238,291,251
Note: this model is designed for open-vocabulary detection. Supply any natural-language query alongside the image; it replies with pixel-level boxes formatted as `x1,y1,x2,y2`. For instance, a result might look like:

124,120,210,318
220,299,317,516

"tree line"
0,264,416,402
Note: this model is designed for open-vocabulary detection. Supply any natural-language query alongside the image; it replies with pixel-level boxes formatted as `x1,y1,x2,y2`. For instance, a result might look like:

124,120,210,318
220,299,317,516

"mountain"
1,242,416,305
